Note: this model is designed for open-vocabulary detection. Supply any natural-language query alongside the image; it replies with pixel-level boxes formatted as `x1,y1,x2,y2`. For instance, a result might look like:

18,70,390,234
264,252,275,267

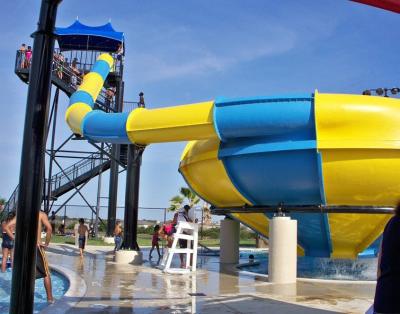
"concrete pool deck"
38,244,376,314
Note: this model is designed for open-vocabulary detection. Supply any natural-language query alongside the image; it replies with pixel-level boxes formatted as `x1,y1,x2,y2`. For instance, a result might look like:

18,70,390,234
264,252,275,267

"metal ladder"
161,221,198,274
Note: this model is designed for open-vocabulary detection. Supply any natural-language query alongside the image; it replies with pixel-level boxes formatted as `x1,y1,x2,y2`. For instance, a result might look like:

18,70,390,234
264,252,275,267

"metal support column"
45,88,59,213
94,144,104,237
10,0,61,313
123,144,145,250
106,144,120,236
106,79,124,236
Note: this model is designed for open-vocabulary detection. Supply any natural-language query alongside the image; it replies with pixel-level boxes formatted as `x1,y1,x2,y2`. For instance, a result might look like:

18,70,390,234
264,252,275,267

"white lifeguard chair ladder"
161,221,198,274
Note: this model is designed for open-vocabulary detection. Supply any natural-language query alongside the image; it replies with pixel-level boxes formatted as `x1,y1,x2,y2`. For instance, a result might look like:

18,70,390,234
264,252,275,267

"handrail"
4,147,113,213
15,50,118,113
52,48,123,76
50,147,112,193
16,50,137,114
3,185,19,214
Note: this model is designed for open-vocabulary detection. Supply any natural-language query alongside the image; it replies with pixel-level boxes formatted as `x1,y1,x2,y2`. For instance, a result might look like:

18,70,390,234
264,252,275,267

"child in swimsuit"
149,225,161,259
159,212,179,248
114,220,123,252
25,46,32,68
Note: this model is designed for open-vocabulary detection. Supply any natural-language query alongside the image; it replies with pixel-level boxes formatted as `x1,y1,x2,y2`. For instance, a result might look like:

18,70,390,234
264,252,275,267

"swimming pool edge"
236,262,377,285
40,265,87,314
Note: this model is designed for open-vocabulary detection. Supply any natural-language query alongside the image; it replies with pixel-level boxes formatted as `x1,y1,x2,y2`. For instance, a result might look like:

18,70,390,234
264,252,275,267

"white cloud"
125,20,297,82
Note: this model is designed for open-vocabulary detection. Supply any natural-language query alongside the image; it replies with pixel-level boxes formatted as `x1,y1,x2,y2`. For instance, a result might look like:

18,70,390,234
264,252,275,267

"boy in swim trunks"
4,211,54,302
1,212,16,272
78,218,89,258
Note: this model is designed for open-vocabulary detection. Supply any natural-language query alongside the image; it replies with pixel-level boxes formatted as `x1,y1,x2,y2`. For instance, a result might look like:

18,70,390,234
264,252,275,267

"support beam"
10,0,61,313
45,88,59,213
51,180,90,215
94,144,104,237
123,144,144,251
106,144,120,236
220,217,240,264
268,216,297,284
52,158,105,226
106,78,124,236
54,134,74,153
211,205,395,215
90,141,125,168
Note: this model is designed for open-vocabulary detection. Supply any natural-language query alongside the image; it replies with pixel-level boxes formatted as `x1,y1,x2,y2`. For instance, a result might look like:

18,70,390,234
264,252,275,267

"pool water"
239,251,378,281
0,266,69,314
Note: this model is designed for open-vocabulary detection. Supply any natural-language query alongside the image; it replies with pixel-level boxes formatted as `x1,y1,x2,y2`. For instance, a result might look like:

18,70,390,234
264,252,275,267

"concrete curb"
40,265,87,314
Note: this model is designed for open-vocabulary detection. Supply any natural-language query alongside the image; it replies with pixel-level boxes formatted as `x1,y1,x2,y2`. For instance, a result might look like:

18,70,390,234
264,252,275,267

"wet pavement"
44,244,375,313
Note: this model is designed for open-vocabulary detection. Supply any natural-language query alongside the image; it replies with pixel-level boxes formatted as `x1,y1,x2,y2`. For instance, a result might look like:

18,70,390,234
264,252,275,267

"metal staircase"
4,146,128,213
5,51,129,213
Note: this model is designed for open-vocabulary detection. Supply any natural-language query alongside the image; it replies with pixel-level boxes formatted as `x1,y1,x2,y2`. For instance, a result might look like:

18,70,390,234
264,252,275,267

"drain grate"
188,292,206,297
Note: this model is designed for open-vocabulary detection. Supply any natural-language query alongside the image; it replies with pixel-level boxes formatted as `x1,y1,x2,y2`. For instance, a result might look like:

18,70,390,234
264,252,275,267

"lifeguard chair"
161,221,199,274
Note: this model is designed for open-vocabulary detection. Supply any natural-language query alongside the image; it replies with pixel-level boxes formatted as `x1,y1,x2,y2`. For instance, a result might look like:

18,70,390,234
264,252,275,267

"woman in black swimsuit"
1,212,16,272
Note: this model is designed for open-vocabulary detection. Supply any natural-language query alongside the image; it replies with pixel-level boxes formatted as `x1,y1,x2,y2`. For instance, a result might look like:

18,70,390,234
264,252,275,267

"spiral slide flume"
66,54,400,259
66,54,218,145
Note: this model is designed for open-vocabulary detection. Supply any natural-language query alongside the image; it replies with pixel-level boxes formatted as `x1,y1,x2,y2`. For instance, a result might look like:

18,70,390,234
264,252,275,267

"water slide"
66,54,399,258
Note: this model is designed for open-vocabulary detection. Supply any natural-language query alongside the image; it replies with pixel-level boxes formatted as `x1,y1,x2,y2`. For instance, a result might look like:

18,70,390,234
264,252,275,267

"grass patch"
50,234,256,248
198,238,256,247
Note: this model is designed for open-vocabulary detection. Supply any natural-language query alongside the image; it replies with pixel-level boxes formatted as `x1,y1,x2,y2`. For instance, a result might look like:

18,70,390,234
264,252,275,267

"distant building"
137,219,159,228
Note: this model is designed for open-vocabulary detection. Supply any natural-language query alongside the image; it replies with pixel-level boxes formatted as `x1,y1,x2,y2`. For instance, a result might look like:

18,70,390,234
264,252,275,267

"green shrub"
67,221,77,230
199,227,220,239
240,227,257,240
137,225,156,235
98,223,106,232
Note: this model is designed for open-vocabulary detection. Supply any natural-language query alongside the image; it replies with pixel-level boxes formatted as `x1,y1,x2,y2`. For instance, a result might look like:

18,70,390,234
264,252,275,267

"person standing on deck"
1,212,16,272
77,218,89,258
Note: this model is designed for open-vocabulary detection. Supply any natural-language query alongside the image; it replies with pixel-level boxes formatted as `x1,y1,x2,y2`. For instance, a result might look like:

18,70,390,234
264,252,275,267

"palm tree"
201,203,212,226
168,187,200,212
168,187,213,226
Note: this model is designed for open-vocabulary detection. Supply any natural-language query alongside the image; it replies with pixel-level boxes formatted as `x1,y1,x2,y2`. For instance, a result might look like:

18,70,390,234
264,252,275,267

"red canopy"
352,0,400,13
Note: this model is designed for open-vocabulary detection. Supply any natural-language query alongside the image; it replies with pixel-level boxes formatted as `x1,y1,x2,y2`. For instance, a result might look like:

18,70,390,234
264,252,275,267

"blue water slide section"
265,212,332,257
221,145,324,205
82,111,130,144
91,60,111,81
69,90,94,106
216,94,326,206
213,94,315,142
359,235,382,258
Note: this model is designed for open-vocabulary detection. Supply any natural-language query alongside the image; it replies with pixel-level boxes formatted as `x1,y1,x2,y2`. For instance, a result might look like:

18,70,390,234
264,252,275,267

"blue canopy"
55,20,124,52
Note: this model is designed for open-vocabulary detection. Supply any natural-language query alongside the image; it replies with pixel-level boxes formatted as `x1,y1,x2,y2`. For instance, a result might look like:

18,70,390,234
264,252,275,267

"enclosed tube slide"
66,54,400,258
65,54,217,145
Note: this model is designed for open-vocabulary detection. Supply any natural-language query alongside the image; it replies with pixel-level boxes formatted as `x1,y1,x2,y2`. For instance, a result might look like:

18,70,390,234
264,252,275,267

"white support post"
192,225,198,272
220,217,240,264
268,216,297,284
186,237,191,269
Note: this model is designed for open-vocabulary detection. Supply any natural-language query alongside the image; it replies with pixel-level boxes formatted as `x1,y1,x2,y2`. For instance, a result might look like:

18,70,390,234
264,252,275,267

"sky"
0,0,399,222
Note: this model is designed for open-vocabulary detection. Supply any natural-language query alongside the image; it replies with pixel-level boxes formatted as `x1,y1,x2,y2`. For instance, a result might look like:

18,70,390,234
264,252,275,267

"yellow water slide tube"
66,54,400,258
